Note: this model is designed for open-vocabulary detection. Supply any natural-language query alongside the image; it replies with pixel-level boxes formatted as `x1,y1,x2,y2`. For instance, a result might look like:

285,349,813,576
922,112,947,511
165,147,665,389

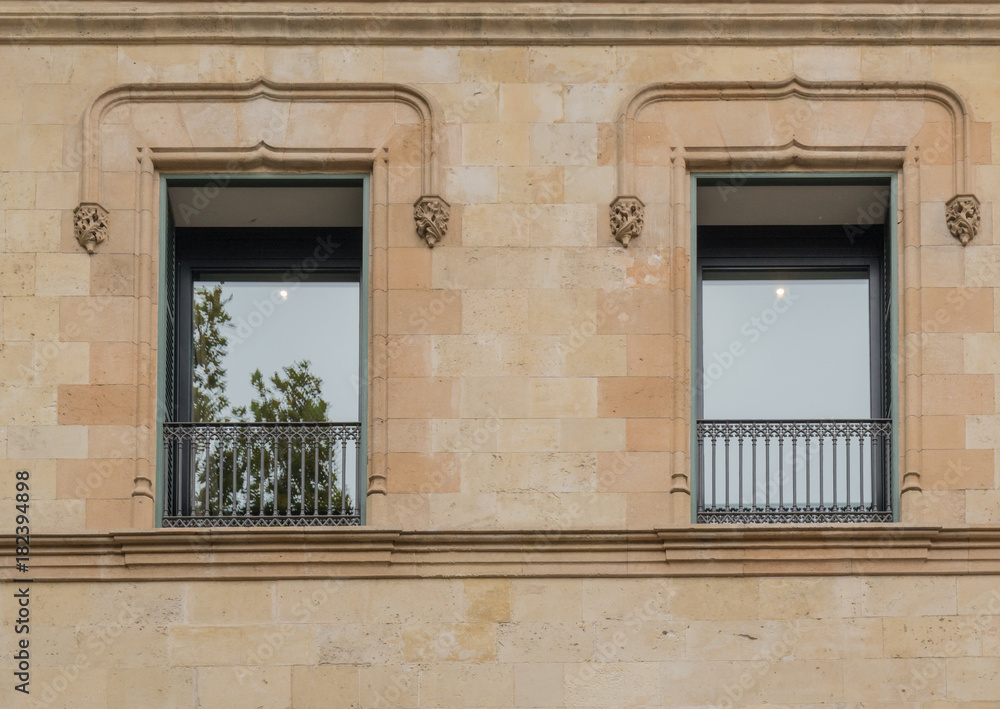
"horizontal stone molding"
4,526,1000,582
7,5,1000,45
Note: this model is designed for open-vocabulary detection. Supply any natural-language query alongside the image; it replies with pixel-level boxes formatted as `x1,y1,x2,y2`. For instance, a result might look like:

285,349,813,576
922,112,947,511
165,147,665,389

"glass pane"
192,279,360,422
701,276,871,420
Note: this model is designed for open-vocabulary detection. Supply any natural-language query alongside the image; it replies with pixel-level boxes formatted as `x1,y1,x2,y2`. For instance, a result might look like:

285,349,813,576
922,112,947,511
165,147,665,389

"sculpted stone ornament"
413,195,450,247
945,194,980,246
610,196,645,247
73,202,110,254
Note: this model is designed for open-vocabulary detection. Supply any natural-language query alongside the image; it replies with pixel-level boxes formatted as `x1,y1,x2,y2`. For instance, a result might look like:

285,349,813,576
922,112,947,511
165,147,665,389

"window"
159,179,367,527
694,177,895,523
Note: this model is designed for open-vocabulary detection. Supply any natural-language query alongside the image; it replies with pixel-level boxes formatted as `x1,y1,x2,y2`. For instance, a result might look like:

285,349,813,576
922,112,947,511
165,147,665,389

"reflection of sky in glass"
196,280,360,421
702,277,870,420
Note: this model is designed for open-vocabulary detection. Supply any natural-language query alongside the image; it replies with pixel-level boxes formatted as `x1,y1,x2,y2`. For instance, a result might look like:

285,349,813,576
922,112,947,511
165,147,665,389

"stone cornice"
6,4,1000,45
4,526,1000,582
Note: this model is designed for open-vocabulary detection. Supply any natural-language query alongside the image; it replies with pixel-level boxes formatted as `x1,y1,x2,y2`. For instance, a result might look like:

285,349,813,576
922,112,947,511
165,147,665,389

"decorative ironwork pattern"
697,419,892,524
163,422,362,527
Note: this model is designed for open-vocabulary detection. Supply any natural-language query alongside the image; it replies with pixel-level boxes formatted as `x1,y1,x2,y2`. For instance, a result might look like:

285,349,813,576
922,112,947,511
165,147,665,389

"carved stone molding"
610,196,645,247
73,202,109,254
946,194,981,246
413,195,450,247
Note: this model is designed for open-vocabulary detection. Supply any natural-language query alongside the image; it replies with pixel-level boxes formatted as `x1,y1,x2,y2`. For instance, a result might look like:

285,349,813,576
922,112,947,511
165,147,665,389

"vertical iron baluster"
711,436,717,508
228,442,235,517
244,433,251,516
258,445,265,516
327,436,333,515
832,433,838,509
300,434,306,516
765,428,770,510
751,434,757,511
846,433,851,510
738,432,744,509
314,439,320,515
778,432,784,510
697,430,705,514
272,440,278,517
818,437,824,509
724,434,730,510
792,435,797,510
805,436,811,510
286,439,292,516
341,437,348,514
858,434,865,511
870,427,877,511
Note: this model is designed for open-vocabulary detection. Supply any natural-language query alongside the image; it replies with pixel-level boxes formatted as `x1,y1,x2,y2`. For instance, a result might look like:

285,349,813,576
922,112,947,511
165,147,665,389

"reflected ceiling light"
279,289,288,300
776,288,786,297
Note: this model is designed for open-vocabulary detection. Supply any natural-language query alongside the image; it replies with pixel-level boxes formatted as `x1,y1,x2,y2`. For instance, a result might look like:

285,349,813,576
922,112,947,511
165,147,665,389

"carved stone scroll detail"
610,196,645,247
945,194,980,246
413,195,450,247
73,202,110,254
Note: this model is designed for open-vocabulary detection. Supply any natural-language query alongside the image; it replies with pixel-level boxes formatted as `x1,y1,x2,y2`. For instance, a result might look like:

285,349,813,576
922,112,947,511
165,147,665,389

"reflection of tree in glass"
191,285,353,517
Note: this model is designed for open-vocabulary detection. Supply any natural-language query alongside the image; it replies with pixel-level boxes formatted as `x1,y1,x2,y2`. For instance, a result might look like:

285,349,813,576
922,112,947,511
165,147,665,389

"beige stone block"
790,618,884,660
273,580,367,625
56,458,132,499
168,626,243,666
187,581,274,624
966,413,1000,449
659,659,761,705
671,578,759,620
7,424,87,458
427,491,499,528
529,204,599,247
528,377,597,418
966,489,1000,523
35,253,89,296
197,666,292,709
529,123,598,167
921,333,964,374
4,296,59,340
922,449,994,489
463,578,510,623
25,498,85,532
494,417,559,452
513,663,563,708
500,84,564,124
965,244,1000,287
684,619,792,661
432,417,501,454
843,657,946,702
498,621,590,663
463,123,529,166
241,624,318,665
368,579,462,623
563,83,631,123
957,576,1000,615
922,374,993,415
862,577,957,617
89,342,135,385
292,665,361,709
759,659,845,703
921,288,993,333
58,384,135,425
289,620,363,663
564,662,659,707
431,335,500,377
922,415,966,449
555,248,628,291
0,253,35,296
106,667,196,708
906,488,966,524
429,82,498,123
965,332,1000,373
562,333,627,377
77,625,169,667
385,47,459,83
443,166,498,204
0,384,55,424
597,289,673,334
559,417,626,452
87,425,136,459
419,663,513,708
460,376,530,418
593,617,685,660
464,451,596,493
564,165,616,204
945,658,1000,701
497,334,564,376
59,297,134,341
84,497,131,529
921,245,965,287
625,491,671,527
528,47,617,83
511,579,582,622
883,616,981,658
498,166,563,204
0,173,35,210
0,82,22,123
491,247,560,289
460,205,530,248
758,577,864,619
496,491,626,528
402,622,497,662
388,289,461,335
595,451,669,492
387,452,459,493
386,335,431,378
90,253,134,297
625,417,673,451
597,376,674,418
460,47,528,82
0,124,64,171
387,377,457,418
387,247,431,290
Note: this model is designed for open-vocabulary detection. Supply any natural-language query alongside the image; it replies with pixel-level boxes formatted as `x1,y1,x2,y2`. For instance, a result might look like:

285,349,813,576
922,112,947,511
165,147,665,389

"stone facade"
2,1,1000,706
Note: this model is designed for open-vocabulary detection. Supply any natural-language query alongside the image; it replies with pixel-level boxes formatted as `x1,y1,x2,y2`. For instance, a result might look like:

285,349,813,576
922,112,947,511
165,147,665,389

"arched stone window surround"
72,78,449,528
610,76,982,523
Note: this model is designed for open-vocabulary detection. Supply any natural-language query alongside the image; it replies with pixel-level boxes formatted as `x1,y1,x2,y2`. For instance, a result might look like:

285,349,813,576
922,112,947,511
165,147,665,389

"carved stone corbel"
73,202,110,254
413,195,450,247
945,194,980,246
610,196,644,247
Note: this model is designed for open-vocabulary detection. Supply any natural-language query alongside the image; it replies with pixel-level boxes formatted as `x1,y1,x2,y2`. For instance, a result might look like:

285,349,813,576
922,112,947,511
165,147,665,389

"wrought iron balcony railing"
163,421,362,527
696,419,893,523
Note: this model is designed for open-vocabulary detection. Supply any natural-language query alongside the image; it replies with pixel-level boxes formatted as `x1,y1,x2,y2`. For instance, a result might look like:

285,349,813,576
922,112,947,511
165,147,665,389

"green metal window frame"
155,173,371,527
689,172,900,523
